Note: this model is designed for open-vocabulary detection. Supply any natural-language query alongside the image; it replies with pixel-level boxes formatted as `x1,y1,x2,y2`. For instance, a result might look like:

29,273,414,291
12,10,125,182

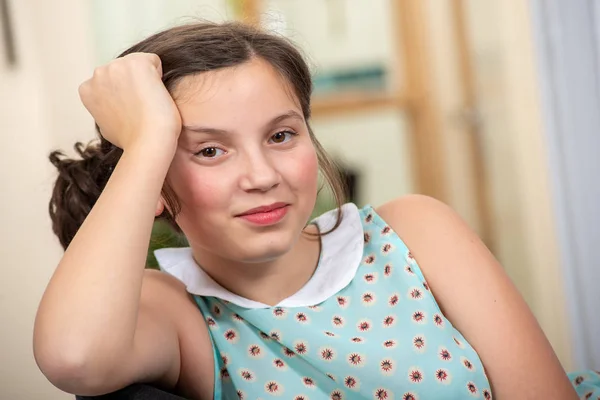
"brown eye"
202,148,216,157
196,147,224,158
270,131,294,144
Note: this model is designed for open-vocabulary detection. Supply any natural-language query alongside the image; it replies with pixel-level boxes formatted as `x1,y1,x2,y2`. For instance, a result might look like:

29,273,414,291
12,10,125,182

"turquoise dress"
155,204,599,399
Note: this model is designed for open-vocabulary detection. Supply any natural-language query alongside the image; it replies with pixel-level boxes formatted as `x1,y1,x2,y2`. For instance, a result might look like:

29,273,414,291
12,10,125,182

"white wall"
90,0,230,65
263,0,398,74
0,0,95,398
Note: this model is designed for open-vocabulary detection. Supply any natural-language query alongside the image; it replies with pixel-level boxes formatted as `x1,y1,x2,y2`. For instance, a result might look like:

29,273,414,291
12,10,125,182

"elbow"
33,314,131,395
35,353,96,395
34,341,125,396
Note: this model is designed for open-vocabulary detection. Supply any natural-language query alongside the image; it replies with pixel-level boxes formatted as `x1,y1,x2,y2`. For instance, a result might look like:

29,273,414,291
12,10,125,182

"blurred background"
1,0,598,398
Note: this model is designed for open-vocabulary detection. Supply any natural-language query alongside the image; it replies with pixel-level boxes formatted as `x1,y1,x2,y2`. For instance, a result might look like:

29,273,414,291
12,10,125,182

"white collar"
154,203,364,309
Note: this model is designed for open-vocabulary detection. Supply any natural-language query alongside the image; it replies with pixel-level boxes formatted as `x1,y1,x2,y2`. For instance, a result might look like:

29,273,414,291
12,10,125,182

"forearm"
34,142,175,370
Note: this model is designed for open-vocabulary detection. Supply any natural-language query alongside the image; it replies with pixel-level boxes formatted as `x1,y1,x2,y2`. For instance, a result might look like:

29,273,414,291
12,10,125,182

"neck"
191,224,321,306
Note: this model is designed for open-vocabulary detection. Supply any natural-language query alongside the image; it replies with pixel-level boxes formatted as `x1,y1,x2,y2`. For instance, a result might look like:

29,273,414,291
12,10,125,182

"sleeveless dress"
155,204,600,399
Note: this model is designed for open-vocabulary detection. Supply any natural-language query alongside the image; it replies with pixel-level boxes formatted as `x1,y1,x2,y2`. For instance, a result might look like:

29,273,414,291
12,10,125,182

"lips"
237,202,289,216
236,202,290,226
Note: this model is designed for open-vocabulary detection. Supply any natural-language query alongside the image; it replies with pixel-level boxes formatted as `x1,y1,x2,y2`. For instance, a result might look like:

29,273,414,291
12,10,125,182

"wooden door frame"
449,0,495,248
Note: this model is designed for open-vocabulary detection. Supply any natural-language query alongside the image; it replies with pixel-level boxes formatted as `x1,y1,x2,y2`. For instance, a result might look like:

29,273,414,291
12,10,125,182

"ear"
155,197,165,217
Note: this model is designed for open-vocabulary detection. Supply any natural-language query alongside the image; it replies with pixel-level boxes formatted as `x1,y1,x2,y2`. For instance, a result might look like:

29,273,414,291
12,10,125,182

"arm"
378,194,577,399
33,53,186,395
34,147,181,394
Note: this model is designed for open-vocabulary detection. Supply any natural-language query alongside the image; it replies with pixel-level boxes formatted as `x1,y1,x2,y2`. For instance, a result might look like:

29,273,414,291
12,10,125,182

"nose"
239,149,280,192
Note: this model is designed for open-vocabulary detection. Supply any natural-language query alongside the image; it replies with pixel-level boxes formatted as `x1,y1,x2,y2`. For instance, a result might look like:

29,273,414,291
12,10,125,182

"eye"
269,130,296,144
195,146,225,158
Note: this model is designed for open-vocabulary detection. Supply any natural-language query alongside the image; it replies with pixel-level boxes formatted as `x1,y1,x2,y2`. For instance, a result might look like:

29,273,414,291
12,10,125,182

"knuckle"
92,66,103,78
77,82,87,97
140,52,162,68
147,53,161,63
78,81,93,103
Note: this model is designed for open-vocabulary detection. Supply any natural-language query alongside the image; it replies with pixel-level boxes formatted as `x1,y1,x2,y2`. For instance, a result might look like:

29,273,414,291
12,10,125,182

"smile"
236,203,290,226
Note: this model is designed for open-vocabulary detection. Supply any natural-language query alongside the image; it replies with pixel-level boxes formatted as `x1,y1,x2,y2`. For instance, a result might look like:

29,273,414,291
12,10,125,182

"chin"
232,230,298,264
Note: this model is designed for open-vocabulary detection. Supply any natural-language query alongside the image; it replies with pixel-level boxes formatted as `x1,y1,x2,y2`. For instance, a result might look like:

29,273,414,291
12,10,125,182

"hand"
78,52,182,153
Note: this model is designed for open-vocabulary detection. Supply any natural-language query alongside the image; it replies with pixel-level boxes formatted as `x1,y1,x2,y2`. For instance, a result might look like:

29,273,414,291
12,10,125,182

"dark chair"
75,384,189,400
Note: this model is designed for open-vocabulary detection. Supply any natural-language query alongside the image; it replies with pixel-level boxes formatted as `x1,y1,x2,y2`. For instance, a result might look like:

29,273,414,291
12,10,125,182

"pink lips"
237,203,289,226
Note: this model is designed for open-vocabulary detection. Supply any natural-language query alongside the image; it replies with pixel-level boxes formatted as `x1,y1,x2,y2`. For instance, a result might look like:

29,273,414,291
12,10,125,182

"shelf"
310,92,410,118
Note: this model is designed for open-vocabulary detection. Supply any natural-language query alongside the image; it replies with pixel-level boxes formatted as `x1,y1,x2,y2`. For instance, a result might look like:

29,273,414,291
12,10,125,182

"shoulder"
375,194,497,291
376,194,459,228
374,195,494,329
375,194,468,253
375,194,491,308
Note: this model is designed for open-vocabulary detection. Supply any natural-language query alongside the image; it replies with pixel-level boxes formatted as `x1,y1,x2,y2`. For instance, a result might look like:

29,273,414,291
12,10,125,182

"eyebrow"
182,110,305,135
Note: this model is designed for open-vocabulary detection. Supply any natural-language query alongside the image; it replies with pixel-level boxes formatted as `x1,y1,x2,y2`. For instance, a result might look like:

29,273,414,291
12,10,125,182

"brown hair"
49,21,347,250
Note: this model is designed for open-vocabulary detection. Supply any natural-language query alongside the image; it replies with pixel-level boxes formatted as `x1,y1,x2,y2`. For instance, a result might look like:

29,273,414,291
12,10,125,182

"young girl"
34,21,598,400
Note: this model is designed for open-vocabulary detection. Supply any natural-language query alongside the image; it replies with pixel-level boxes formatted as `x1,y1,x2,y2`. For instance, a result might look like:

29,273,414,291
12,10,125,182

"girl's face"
167,58,319,264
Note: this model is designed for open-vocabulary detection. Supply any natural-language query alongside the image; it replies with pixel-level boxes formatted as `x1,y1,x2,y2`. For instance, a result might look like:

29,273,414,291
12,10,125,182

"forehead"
172,58,303,127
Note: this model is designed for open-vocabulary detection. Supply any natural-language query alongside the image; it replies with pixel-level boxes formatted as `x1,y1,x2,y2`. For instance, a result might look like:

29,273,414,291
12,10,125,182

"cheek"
185,180,223,211
283,146,319,192
168,161,231,215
